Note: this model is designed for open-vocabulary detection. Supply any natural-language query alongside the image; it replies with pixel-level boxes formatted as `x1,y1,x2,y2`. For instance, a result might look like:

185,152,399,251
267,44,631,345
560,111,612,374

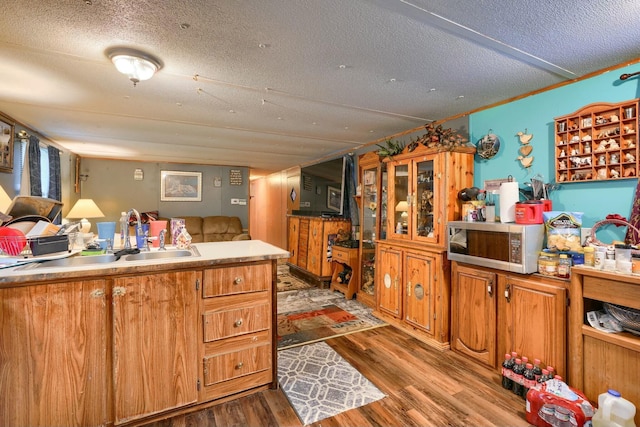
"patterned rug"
278,341,386,425
277,288,387,350
277,263,313,292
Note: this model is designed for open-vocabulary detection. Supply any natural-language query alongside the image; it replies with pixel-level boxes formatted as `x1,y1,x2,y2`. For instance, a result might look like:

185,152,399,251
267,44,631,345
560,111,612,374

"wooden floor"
142,325,530,427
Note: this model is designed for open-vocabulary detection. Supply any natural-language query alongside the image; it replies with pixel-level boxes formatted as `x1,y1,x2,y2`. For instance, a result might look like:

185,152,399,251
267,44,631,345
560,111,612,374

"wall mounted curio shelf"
555,99,639,183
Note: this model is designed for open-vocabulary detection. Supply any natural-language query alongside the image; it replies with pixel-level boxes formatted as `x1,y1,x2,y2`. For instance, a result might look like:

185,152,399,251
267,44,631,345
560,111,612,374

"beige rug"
277,263,312,292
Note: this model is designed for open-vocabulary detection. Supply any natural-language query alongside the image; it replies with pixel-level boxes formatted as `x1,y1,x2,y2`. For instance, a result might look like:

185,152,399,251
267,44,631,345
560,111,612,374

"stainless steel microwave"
447,221,545,274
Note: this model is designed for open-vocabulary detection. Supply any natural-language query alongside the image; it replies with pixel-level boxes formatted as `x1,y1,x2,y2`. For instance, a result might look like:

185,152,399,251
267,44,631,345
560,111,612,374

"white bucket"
592,389,636,427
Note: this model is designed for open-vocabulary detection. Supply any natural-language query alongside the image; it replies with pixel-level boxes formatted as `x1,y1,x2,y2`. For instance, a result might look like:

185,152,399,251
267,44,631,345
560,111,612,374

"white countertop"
0,240,290,284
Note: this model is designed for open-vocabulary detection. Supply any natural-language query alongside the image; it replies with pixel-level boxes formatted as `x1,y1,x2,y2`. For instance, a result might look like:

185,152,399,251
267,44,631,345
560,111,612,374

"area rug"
278,341,386,425
277,263,312,292
277,288,387,350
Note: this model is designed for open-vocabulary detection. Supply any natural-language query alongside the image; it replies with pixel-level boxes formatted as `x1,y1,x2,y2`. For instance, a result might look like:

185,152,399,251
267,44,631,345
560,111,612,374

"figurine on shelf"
584,142,591,153
595,140,609,152
610,153,619,164
582,135,592,141
610,114,619,123
611,168,620,178
624,139,635,148
560,148,566,157
598,155,606,165
558,172,568,182
597,168,607,179
596,115,607,125
624,166,636,177
608,139,620,149
625,152,636,162
558,159,567,169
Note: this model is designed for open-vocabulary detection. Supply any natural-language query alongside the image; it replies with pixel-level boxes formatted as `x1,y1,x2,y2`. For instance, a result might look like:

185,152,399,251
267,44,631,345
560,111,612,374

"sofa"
158,216,250,243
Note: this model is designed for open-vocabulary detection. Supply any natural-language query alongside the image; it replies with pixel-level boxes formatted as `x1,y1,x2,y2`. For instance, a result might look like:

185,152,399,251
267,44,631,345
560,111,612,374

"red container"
515,201,544,224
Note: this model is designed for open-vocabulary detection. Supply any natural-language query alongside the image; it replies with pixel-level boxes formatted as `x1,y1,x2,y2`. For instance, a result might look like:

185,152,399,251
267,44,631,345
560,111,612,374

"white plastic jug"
592,389,636,427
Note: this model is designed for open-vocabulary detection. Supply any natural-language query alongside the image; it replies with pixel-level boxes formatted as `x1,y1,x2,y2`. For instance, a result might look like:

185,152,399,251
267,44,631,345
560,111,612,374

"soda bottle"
533,358,543,381
512,358,525,397
523,363,537,399
537,368,550,387
501,353,514,390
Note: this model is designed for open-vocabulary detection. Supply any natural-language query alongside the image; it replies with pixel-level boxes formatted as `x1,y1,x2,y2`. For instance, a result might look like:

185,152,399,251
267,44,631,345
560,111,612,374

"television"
294,156,345,217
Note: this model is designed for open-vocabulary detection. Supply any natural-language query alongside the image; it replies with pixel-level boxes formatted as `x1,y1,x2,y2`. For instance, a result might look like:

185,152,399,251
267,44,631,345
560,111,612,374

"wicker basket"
587,218,640,246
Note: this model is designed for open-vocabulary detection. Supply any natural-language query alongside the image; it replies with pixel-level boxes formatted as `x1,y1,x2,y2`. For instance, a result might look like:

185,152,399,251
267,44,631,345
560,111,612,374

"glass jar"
583,246,595,267
557,254,571,279
538,252,559,276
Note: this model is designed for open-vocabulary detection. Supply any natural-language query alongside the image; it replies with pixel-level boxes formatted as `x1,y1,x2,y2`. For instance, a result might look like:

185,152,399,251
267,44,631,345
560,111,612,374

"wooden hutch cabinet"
375,145,475,350
287,216,351,286
357,151,386,307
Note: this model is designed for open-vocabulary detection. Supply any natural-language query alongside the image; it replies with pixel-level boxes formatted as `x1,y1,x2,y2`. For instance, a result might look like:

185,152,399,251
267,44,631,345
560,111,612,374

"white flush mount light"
106,47,163,86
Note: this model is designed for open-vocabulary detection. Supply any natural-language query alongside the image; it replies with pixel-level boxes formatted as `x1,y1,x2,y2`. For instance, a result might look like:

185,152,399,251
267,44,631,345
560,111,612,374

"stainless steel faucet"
123,208,142,250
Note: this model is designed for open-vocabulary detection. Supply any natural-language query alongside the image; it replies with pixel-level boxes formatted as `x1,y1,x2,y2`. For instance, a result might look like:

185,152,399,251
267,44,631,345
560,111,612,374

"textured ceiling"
1,0,639,178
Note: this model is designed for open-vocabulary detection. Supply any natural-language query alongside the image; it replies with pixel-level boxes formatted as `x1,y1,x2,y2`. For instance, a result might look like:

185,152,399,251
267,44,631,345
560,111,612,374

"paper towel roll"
499,181,519,223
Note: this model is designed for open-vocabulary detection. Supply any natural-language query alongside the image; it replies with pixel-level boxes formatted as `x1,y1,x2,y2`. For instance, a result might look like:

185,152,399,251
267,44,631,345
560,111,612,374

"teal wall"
469,63,640,229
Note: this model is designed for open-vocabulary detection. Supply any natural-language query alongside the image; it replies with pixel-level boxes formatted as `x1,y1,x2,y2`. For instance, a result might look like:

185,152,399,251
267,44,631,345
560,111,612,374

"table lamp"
395,200,409,226
66,199,105,233
0,185,11,213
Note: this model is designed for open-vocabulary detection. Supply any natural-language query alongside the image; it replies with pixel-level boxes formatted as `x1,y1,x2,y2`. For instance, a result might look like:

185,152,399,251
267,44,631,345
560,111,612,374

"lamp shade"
106,47,162,86
67,199,104,233
395,201,409,212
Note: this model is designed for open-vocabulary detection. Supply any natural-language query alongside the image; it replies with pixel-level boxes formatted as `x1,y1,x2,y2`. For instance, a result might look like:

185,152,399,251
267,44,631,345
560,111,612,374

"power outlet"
581,227,592,245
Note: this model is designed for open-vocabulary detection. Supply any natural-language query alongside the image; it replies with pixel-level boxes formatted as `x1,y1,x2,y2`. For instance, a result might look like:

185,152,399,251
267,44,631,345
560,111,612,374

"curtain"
28,135,42,197
342,154,359,233
48,146,61,201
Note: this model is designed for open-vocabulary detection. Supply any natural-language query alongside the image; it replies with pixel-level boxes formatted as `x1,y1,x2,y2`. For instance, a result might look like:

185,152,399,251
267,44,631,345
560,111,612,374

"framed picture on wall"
160,170,202,201
0,114,14,173
327,186,341,212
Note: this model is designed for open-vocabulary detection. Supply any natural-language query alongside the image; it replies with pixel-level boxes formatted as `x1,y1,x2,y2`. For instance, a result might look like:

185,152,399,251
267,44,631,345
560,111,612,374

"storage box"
29,235,69,256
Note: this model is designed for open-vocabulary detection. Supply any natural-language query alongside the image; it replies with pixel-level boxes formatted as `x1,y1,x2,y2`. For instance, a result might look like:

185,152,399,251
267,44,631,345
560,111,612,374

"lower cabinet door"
376,244,402,318
403,251,435,335
112,271,200,424
451,263,497,367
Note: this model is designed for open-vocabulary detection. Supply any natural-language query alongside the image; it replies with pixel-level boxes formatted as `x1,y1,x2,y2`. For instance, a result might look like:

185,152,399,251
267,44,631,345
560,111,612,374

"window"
13,139,50,197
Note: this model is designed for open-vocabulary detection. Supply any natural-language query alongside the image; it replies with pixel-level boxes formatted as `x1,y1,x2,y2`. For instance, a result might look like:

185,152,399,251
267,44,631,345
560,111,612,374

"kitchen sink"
124,247,199,261
19,254,118,269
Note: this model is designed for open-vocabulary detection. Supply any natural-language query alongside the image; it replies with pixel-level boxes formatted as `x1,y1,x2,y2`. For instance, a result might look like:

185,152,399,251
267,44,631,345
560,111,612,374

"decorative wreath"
587,214,640,246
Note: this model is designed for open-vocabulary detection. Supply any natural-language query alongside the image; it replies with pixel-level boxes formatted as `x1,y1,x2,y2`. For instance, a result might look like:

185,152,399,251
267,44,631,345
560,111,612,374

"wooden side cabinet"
451,262,567,377
329,245,359,299
569,266,640,426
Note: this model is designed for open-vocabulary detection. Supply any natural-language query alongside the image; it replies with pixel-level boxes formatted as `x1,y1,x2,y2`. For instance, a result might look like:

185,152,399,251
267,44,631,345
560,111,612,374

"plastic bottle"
537,368,550,387
584,246,595,267
512,358,525,397
522,362,536,399
532,358,543,381
592,389,637,427
501,353,514,390
558,253,571,279
119,211,128,249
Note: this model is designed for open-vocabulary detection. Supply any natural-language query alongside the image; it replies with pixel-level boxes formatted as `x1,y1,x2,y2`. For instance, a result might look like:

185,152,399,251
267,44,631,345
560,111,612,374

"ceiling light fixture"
106,47,163,87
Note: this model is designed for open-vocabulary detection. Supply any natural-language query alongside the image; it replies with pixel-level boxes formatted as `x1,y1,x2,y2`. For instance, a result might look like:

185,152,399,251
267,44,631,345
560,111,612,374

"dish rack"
0,233,77,258
603,302,640,335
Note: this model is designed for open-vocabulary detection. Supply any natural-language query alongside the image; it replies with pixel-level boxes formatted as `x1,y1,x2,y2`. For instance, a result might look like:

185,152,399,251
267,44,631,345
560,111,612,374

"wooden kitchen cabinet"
569,266,640,426
374,145,474,350
451,262,567,377
0,279,108,427
200,261,275,402
112,271,200,425
451,263,497,367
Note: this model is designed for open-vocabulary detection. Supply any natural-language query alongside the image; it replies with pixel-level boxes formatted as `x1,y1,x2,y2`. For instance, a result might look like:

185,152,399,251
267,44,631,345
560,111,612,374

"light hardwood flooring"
143,325,530,427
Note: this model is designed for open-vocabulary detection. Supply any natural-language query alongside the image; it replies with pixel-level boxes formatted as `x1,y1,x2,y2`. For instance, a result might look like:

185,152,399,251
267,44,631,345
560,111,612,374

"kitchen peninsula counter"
0,240,289,427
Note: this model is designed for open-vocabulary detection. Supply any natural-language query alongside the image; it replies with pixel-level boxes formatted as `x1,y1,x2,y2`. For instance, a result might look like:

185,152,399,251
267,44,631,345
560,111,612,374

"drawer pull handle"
234,277,243,285
235,362,244,370
234,319,243,327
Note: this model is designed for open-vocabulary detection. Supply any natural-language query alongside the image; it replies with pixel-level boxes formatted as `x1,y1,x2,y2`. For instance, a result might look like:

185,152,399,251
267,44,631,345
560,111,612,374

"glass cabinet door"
388,160,410,240
413,157,435,241
360,166,378,299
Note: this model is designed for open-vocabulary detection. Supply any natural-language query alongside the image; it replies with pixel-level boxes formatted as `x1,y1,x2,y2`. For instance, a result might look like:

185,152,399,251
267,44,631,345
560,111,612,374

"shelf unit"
555,100,639,182
569,266,640,426
329,245,359,299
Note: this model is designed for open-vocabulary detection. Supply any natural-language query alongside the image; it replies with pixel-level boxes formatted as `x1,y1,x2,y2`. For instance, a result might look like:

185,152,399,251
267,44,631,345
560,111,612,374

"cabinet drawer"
332,247,351,263
203,262,270,298
203,301,270,342
203,344,271,386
